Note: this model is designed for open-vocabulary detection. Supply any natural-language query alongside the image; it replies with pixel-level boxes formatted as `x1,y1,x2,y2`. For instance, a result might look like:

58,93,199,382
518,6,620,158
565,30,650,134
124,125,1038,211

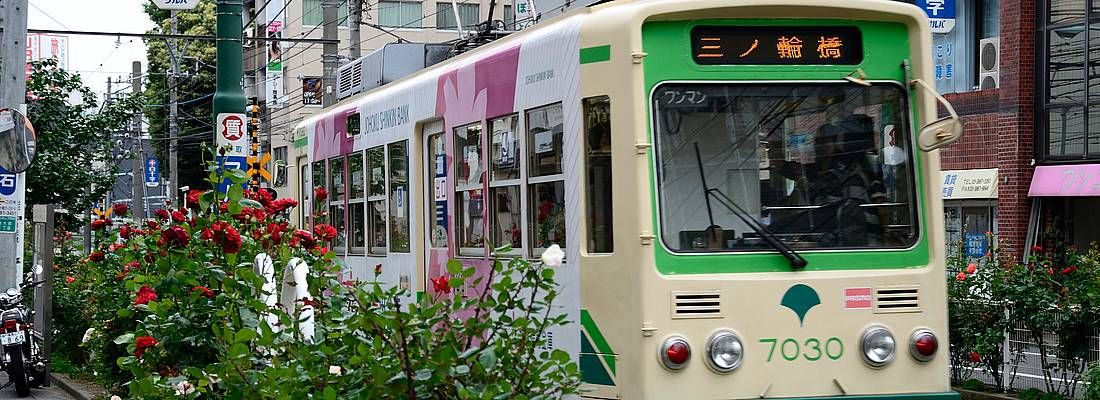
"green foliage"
1084,363,1100,400
53,159,579,398
24,59,142,216
960,379,985,391
947,232,1009,391
142,1,217,190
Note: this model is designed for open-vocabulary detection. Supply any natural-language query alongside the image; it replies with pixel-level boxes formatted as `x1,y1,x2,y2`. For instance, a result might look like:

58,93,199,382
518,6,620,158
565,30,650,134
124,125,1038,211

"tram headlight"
705,330,743,373
659,336,691,370
860,326,896,367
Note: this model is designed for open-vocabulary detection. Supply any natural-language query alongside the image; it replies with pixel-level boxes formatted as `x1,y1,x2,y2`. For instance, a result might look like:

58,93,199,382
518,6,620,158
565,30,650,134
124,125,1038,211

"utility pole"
213,0,247,189
169,10,180,205
349,0,362,59
321,0,339,106
0,0,29,291
131,61,146,220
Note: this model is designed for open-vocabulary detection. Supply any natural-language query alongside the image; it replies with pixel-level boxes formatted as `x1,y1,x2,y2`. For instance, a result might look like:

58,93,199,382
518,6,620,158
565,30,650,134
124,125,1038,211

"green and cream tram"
291,0,963,397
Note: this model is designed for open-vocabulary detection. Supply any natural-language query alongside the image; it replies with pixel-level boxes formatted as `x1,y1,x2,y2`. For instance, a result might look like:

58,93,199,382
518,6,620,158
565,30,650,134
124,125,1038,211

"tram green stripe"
293,136,307,148
580,45,611,64
580,309,616,374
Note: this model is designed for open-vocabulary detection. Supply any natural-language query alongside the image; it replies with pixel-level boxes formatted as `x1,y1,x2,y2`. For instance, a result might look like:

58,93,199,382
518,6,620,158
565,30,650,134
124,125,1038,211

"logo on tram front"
780,284,821,327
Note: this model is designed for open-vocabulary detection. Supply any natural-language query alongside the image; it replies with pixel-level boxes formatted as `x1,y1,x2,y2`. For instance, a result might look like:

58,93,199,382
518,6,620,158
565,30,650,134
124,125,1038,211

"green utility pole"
213,0,248,182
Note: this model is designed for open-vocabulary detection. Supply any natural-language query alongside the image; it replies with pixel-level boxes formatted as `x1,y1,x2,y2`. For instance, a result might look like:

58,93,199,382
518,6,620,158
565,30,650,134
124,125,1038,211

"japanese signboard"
916,0,956,34
302,77,323,106
266,0,288,108
690,26,863,65
144,157,160,187
941,169,998,199
1028,164,1100,196
216,113,248,157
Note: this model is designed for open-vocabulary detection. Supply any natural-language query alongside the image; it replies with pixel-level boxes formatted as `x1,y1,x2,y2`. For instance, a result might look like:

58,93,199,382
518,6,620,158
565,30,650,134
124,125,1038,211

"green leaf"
323,386,337,400
113,333,135,345
235,329,257,343
479,347,497,370
447,260,463,275
414,369,432,381
239,198,263,209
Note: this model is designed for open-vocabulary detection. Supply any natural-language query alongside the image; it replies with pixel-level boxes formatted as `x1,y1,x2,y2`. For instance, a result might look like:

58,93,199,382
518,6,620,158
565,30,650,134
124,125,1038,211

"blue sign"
0,166,16,196
144,157,160,187
216,155,249,192
916,0,956,33
965,233,987,258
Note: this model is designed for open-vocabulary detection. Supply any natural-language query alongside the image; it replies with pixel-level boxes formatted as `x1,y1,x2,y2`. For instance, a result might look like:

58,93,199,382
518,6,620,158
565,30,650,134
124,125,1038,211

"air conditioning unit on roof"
978,37,999,90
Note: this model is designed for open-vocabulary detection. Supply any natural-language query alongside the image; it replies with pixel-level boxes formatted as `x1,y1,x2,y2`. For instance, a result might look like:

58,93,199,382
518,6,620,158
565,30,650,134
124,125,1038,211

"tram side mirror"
0,108,37,173
910,79,963,151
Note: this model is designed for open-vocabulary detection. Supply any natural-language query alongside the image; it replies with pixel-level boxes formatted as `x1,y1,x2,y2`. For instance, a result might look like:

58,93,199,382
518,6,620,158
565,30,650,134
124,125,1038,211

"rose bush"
53,156,578,398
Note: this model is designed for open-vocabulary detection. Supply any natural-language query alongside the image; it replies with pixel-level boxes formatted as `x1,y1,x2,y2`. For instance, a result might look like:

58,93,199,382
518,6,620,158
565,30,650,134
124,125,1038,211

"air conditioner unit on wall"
978,37,1000,90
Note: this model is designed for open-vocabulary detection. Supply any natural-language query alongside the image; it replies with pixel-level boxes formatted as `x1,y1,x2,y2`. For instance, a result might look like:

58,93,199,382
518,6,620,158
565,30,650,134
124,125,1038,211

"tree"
24,59,142,216
143,1,217,191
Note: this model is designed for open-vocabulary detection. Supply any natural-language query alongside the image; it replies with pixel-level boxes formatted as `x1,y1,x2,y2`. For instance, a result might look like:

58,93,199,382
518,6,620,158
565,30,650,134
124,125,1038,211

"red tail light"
2,320,17,331
910,329,938,361
659,336,691,370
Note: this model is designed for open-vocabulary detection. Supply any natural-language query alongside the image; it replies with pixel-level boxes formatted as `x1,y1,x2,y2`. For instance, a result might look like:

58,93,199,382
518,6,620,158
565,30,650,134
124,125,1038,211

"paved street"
0,374,73,400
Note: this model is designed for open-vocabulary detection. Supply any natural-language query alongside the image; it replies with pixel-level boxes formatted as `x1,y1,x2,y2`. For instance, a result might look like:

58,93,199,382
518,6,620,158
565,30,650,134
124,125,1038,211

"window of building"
526,104,565,256
367,147,387,255
436,3,479,30
274,146,288,187
347,112,361,136
455,123,485,256
328,157,347,251
584,96,613,253
427,133,448,248
378,1,423,28
1041,0,1100,159
389,141,411,253
348,151,366,254
503,5,514,30
302,0,350,26
489,115,522,254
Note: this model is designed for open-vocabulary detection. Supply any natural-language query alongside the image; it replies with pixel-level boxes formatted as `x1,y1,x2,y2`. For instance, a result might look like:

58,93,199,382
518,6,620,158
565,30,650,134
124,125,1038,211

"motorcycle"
0,265,48,397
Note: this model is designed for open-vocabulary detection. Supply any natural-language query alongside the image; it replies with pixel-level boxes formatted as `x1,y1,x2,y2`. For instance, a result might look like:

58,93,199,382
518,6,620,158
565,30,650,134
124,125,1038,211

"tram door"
422,121,447,291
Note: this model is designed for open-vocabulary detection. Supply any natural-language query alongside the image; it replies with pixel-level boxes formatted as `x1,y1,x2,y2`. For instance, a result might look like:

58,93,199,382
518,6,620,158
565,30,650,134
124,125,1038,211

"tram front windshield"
653,82,918,252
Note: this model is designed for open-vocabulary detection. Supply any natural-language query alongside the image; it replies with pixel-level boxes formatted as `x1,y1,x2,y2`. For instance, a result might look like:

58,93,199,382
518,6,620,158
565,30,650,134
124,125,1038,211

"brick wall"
938,0,1036,260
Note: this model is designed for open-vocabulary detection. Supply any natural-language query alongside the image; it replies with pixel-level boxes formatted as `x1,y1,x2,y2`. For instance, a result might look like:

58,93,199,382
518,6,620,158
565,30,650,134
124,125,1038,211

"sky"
27,0,155,102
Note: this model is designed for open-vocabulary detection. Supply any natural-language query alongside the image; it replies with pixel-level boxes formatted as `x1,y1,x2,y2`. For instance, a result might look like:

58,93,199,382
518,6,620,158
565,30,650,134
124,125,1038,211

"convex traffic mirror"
0,108,37,173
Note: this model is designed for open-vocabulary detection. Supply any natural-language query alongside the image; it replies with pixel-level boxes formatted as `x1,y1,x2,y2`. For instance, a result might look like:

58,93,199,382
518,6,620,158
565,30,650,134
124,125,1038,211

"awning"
942,168,998,199
1029,164,1100,196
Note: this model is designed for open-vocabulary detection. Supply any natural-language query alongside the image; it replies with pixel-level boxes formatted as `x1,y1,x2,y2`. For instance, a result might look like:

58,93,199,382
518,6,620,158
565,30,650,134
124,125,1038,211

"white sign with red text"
216,113,247,156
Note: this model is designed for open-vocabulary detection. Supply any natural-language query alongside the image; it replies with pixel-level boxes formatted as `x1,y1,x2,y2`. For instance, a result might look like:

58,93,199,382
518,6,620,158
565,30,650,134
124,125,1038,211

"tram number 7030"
759,337,844,362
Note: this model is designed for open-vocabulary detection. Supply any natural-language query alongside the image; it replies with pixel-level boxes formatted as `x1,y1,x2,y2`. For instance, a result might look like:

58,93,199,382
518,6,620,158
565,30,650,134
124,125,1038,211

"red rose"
1031,245,1042,252
222,226,242,253
293,230,316,249
89,251,105,262
966,263,977,275
134,335,158,357
200,228,214,241
969,351,981,363
125,261,140,271
191,286,215,299
160,226,190,248
155,209,169,220
112,203,129,217
90,218,110,231
374,263,382,275
314,187,328,202
119,225,132,239
266,198,299,214
171,210,186,223
314,224,338,241
134,285,157,305
955,272,967,281
246,189,274,207
1062,266,1078,275
64,276,75,284
108,243,124,252
186,189,203,209
146,220,160,231
431,276,452,294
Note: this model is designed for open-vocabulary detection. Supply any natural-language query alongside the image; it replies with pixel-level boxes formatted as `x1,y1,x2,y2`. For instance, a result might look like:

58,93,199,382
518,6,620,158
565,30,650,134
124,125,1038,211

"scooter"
0,265,48,397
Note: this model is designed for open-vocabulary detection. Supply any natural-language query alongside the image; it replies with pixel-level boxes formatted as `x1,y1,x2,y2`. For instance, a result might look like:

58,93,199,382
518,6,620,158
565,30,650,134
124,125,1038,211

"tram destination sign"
691,26,863,65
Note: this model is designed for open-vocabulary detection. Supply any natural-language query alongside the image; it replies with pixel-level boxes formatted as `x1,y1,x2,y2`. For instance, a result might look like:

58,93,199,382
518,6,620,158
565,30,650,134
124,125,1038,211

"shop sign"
1029,164,1100,197
965,233,987,258
942,168,998,199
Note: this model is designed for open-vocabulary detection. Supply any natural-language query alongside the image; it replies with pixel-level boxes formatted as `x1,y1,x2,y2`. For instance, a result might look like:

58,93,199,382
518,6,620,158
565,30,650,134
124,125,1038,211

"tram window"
527,104,564,177
530,182,565,254
652,83,918,252
328,156,348,251
348,151,366,254
311,161,326,227
584,96,613,253
427,133,448,248
455,123,485,256
347,112,361,137
490,115,522,255
389,141,411,253
367,147,386,256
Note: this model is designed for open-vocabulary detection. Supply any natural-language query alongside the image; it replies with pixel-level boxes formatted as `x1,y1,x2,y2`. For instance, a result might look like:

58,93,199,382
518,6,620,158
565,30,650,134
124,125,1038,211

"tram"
290,0,963,398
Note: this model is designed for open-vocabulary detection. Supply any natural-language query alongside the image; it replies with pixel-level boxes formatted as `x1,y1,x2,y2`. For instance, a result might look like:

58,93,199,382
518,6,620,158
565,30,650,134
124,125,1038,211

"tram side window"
367,146,387,255
311,161,326,228
389,141,411,253
328,157,347,250
489,115,522,255
526,104,566,256
347,112,361,137
348,151,366,254
455,123,485,256
584,96,613,253
427,133,448,248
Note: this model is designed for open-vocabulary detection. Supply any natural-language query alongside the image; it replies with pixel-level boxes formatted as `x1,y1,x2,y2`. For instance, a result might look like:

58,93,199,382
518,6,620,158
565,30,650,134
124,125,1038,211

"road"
0,374,73,400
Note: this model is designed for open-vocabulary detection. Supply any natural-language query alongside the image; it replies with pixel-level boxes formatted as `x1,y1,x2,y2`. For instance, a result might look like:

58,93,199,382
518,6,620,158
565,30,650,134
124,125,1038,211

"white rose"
82,328,96,344
111,396,122,400
328,365,342,376
540,244,564,267
174,380,195,396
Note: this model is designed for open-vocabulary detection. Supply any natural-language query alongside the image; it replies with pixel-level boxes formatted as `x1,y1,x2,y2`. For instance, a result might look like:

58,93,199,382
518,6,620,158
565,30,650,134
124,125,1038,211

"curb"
50,373,101,400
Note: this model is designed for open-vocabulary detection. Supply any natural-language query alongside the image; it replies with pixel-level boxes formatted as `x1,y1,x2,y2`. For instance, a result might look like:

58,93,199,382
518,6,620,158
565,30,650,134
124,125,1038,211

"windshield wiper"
693,143,808,269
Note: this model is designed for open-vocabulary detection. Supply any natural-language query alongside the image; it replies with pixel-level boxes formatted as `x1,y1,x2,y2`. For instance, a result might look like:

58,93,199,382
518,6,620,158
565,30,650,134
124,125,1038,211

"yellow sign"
817,36,843,59
247,153,273,182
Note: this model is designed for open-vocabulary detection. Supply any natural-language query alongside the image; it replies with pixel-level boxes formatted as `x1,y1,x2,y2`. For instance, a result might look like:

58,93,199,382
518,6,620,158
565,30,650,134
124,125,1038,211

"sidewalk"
0,373,75,399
